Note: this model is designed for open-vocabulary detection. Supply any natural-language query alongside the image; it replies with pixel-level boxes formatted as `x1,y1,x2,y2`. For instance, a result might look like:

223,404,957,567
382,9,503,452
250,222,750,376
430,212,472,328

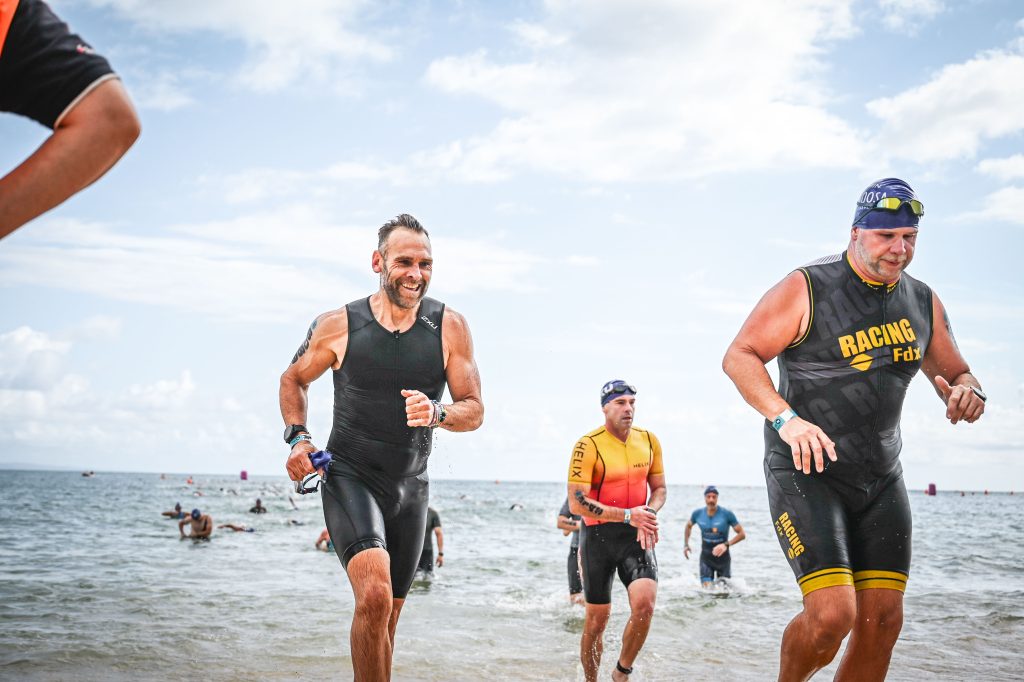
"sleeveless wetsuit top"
326,296,446,478
765,252,933,484
568,426,664,526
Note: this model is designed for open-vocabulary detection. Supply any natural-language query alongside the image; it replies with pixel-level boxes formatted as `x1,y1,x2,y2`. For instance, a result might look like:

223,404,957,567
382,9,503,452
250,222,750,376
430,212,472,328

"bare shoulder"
441,306,474,344
773,269,810,299
313,306,349,339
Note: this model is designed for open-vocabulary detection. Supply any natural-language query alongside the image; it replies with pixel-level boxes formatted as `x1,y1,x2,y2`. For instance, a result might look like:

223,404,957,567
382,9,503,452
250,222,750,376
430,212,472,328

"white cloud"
70,316,123,342
878,0,944,34
866,47,1024,162
954,185,1024,226
416,0,864,183
131,72,195,111
0,327,72,390
90,0,392,92
976,154,1024,181
127,370,196,409
0,208,548,322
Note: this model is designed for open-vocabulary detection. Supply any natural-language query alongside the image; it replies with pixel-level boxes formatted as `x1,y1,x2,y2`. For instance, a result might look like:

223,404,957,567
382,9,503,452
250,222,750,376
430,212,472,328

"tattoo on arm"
574,490,603,516
291,319,318,365
943,309,960,351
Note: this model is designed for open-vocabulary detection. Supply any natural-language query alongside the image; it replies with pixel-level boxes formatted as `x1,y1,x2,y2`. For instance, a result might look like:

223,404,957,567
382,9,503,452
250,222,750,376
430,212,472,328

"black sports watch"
283,424,308,444
970,386,987,403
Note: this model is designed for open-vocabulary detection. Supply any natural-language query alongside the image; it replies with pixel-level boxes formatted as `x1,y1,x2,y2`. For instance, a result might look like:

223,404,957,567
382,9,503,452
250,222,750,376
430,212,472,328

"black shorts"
699,550,731,582
321,455,429,600
567,546,582,595
578,522,657,605
417,549,433,573
765,451,912,596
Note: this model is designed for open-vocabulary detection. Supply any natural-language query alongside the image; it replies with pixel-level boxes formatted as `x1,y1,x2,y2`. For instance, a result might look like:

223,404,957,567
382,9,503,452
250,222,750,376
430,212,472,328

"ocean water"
0,470,1021,681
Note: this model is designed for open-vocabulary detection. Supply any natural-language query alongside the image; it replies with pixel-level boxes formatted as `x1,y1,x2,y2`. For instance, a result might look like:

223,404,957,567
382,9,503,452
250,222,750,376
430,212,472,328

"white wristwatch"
772,408,798,431
623,508,632,525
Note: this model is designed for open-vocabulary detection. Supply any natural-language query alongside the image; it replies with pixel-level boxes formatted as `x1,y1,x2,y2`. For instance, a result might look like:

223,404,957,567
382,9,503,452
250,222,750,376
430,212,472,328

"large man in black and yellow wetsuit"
724,178,987,682
281,214,483,682
567,380,666,682
1,0,139,240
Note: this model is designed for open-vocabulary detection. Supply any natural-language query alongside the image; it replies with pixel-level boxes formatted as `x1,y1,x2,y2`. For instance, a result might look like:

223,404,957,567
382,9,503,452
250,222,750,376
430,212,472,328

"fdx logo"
775,512,805,559
837,318,920,371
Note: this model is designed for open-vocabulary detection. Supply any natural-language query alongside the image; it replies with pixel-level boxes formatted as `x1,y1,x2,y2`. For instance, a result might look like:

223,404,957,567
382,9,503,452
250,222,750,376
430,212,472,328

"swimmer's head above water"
852,177,923,230
600,379,636,407
191,508,201,520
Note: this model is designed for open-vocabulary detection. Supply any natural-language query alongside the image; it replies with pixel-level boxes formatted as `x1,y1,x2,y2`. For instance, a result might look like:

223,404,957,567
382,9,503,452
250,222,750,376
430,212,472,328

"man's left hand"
712,543,728,557
935,376,985,424
402,389,434,427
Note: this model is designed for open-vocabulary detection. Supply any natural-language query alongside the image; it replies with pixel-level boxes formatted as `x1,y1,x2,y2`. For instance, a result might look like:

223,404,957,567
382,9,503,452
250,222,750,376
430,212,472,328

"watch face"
284,424,307,443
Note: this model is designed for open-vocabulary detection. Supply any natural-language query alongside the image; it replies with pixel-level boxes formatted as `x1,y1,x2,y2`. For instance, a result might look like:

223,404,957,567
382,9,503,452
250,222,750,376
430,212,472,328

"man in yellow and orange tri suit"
723,178,987,681
567,380,666,682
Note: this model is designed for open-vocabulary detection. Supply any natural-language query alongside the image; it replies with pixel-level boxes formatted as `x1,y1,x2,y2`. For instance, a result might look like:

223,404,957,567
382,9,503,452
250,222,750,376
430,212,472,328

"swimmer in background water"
218,524,256,533
179,508,212,539
683,486,746,587
161,502,185,519
249,498,267,514
316,528,334,552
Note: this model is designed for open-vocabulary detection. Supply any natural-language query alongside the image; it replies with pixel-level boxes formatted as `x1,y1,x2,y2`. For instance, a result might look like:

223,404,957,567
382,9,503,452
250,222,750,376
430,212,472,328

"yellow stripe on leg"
797,567,853,596
853,570,908,592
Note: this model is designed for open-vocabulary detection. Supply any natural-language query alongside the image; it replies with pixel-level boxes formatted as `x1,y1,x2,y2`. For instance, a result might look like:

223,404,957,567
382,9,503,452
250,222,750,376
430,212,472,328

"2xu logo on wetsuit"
836,317,920,372
775,512,805,559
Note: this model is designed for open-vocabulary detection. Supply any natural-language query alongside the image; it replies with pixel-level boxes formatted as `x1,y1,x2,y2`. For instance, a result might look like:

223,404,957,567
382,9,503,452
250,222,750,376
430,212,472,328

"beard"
854,239,907,280
381,265,428,310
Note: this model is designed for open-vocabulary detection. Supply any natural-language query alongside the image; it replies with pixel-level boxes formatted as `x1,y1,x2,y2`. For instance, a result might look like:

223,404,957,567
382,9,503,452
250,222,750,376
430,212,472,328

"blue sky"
1,0,1022,490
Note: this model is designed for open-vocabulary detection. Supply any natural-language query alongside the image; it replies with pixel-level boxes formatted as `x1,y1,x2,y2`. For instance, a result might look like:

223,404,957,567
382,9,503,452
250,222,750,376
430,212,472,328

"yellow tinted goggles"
871,197,924,216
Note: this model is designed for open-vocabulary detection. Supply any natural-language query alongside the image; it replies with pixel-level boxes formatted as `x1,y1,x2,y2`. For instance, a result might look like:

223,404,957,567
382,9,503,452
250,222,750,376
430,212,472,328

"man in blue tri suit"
723,178,987,681
683,486,745,586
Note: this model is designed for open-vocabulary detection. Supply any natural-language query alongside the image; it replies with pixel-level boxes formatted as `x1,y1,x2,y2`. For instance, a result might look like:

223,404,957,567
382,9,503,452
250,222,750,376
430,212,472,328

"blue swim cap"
704,486,719,496
852,178,922,229
600,379,636,406
191,509,201,520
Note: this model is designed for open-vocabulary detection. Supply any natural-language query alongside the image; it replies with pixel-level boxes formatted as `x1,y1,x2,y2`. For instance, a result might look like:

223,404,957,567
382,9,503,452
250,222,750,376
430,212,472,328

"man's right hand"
286,441,317,481
778,417,837,474
629,506,659,549
684,545,691,559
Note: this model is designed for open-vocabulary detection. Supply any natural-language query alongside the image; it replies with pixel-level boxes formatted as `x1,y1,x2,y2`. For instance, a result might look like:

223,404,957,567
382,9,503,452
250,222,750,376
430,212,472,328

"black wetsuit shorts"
765,451,912,596
321,455,429,600
699,549,731,582
567,546,583,595
579,522,657,605
417,548,433,573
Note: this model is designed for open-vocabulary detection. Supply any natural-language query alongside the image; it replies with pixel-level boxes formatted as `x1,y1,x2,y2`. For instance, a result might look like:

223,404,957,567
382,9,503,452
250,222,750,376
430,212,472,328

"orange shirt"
0,0,21,58
568,426,664,526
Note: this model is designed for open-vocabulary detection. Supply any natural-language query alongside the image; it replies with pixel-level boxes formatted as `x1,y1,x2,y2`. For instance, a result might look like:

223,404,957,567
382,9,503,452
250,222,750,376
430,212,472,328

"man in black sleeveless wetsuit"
1,0,140,240
281,214,484,681
723,178,987,682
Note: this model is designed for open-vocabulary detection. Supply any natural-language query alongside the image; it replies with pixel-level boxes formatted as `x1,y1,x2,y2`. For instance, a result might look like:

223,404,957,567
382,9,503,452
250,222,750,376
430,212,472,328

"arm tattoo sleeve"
574,489,603,516
290,319,318,364
943,309,960,351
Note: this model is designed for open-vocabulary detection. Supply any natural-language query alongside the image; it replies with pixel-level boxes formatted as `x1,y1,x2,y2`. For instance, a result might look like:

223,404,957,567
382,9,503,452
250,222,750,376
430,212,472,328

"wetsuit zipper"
873,287,888,466
393,329,400,426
